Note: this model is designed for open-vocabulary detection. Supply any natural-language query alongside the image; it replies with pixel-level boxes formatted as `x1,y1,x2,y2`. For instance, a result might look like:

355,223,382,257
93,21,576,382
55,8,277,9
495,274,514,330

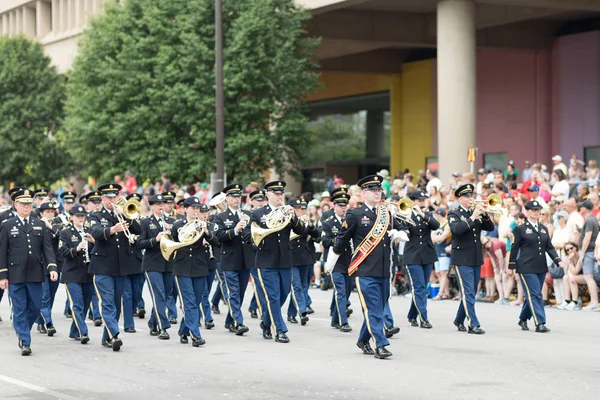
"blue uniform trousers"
122,273,144,330
249,268,265,317
145,271,173,331
406,264,433,322
9,283,43,347
200,268,217,323
331,272,352,325
455,265,482,328
355,276,390,349
174,276,204,340
88,292,100,320
35,275,59,327
288,265,311,318
257,268,291,334
64,297,71,315
93,275,124,341
211,264,226,307
249,294,259,311
224,269,250,327
519,273,547,326
65,282,94,338
383,301,395,329
304,265,313,307
166,283,178,320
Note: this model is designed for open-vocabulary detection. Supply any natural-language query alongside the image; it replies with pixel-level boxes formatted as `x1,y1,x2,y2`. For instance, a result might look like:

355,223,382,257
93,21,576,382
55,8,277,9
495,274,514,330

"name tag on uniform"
149,224,157,229
526,228,533,234
71,235,79,242
11,226,18,232
224,219,234,227
332,227,339,233
33,226,42,231
100,218,108,227
361,216,372,226
540,229,546,234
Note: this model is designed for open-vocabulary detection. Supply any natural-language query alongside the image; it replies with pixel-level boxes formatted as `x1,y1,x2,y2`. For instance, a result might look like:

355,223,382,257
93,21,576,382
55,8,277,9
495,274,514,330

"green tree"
65,0,319,184
0,36,68,186
305,114,367,165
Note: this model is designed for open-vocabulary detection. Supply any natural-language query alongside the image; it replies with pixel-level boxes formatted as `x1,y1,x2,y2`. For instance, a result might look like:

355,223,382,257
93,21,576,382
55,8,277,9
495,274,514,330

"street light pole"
214,0,225,193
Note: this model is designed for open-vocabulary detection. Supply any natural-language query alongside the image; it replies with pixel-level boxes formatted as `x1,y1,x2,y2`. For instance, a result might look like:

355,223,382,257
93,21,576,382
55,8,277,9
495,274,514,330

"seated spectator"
586,160,600,184
569,155,584,183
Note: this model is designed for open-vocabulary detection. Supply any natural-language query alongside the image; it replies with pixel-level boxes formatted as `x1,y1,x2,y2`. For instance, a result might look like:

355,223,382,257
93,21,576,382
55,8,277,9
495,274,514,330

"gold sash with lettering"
348,206,389,276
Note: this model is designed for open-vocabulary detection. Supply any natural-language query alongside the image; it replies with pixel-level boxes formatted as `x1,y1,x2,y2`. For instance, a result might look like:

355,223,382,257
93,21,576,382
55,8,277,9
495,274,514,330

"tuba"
160,219,206,261
251,206,292,246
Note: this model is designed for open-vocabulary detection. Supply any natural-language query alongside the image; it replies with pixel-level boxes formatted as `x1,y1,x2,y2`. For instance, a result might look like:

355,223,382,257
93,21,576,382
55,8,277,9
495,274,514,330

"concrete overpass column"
437,0,476,182
366,110,385,160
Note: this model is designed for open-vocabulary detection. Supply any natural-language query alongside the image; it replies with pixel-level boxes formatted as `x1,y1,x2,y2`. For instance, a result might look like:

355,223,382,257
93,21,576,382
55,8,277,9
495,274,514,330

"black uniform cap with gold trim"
88,190,102,202
264,180,286,193
34,188,49,198
11,188,34,203
161,191,176,203
61,191,77,203
357,174,383,190
332,193,350,206
249,190,266,201
454,184,474,198
409,190,429,201
330,187,348,197
177,198,185,207
223,184,243,197
98,183,121,197
289,198,303,208
127,193,142,202
80,193,89,204
149,194,165,205
71,205,88,216
183,196,203,208
524,200,543,211
39,202,56,212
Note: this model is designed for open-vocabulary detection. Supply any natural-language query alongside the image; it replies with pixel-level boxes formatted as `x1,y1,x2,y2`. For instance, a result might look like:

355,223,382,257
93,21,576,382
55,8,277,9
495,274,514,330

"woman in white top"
551,170,570,202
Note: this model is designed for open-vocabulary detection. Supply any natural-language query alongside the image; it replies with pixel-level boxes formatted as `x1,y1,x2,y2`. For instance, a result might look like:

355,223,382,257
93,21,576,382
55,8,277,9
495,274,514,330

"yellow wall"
308,65,434,177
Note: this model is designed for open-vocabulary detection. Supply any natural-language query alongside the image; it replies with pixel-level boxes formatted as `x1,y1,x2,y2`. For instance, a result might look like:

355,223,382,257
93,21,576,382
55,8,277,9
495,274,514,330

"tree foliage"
0,35,68,186
65,0,319,184
305,115,367,165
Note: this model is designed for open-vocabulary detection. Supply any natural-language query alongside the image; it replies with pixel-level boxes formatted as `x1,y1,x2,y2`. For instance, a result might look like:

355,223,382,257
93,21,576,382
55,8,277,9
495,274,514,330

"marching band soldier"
201,197,223,329
88,190,103,212
122,193,145,333
214,184,254,335
171,198,218,347
243,180,305,343
329,175,405,359
32,188,49,218
209,192,227,316
322,193,353,332
55,192,76,319
0,188,58,356
162,190,179,323
287,198,319,325
448,184,494,334
320,187,349,224
59,204,95,344
404,190,439,329
0,187,24,319
138,194,175,340
84,190,103,325
88,183,142,351
247,189,267,319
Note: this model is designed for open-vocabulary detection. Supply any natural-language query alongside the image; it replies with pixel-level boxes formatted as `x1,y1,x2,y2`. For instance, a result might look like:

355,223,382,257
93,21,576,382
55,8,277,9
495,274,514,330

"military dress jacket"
509,220,561,274
137,214,175,273
321,214,352,274
403,212,440,265
214,208,255,271
290,222,319,267
59,224,94,283
170,219,219,278
448,206,494,266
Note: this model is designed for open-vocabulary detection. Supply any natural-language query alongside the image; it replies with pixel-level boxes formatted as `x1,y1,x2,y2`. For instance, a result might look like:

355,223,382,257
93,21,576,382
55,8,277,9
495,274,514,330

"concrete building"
3,0,600,186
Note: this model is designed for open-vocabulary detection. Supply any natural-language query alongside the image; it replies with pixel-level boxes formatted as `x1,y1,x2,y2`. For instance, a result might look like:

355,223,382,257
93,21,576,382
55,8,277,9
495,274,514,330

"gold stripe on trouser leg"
355,277,376,349
249,275,263,317
519,274,539,326
331,277,343,325
257,269,277,331
454,267,471,324
405,266,424,322
174,275,196,340
64,284,82,338
144,272,163,331
222,273,238,326
92,275,113,340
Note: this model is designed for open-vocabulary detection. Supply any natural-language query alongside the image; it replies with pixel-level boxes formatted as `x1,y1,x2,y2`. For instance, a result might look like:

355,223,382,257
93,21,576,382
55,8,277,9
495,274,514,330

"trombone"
469,193,506,216
385,198,416,226
114,196,143,244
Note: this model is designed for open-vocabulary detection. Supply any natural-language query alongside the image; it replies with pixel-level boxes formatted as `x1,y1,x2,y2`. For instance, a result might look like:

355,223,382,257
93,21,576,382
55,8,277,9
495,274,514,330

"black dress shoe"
249,308,258,319
138,309,146,319
37,324,47,334
374,346,393,359
205,321,215,329
518,320,529,331
306,306,314,314
94,319,102,327
260,322,272,340
112,337,123,351
331,322,341,329
192,337,206,347
211,304,220,314
340,324,353,333
47,325,56,337
158,329,170,340
101,339,112,348
235,324,249,336
148,321,159,336
81,335,90,345
408,318,418,327
420,320,433,329
287,316,298,324
454,321,467,332
275,332,290,343
356,341,374,355
346,308,353,317
64,312,72,319
468,326,486,335
69,334,78,340
536,324,551,333
21,346,32,356
169,318,178,325
178,332,188,344
87,314,93,321
300,315,309,326
124,327,136,333
385,326,400,338
224,323,236,333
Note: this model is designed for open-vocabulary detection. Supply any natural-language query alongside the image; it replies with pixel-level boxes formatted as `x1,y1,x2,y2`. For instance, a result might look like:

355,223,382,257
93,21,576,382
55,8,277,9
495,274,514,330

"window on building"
483,152,507,172
584,146,600,165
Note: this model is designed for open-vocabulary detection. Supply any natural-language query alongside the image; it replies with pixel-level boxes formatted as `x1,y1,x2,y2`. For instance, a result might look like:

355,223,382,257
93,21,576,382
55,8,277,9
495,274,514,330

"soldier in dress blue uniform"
209,192,227,316
404,190,440,329
319,187,349,225
138,194,175,340
171,198,219,347
214,184,254,335
247,189,267,319
243,180,305,343
201,196,223,330
32,188,50,219
509,200,561,333
322,193,353,332
84,190,103,326
330,174,404,359
162,190,180,323
0,187,25,318
121,193,145,333
448,184,494,334
0,188,58,356
59,205,94,344
55,191,76,319
287,198,319,325
88,183,142,351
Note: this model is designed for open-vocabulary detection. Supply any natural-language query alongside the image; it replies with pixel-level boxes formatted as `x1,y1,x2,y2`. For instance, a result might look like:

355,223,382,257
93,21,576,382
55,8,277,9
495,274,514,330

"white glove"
389,229,409,242
325,251,340,273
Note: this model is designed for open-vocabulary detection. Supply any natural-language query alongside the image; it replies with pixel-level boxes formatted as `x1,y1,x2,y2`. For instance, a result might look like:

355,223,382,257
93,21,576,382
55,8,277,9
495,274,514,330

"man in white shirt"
552,155,568,175
564,198,584,244
425,170,442,194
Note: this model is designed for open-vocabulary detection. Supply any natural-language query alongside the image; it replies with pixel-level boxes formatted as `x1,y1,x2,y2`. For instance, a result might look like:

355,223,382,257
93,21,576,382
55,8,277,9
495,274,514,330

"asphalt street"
0,284,597,400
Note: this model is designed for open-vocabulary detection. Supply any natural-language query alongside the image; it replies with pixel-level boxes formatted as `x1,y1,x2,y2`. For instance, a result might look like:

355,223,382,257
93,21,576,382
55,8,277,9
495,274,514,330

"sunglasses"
565,247,575,252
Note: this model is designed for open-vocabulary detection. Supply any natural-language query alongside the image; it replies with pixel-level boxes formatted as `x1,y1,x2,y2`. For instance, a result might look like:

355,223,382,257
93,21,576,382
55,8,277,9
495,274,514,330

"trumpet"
385,198,416,226
114,196,143,244
469,193,506,216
